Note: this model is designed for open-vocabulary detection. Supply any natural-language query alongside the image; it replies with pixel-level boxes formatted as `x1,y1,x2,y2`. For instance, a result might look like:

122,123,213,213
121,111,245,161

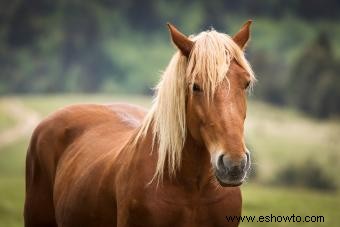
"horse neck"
176,132,213,190
128,121,213,189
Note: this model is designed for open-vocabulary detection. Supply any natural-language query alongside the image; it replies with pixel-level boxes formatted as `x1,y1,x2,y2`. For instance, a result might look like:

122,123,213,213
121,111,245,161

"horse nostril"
240,157,247,170
245,150,250,170
217,154,226,171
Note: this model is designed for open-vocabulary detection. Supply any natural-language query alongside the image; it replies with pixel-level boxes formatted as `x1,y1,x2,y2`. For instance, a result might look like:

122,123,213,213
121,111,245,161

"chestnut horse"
24,21,256,227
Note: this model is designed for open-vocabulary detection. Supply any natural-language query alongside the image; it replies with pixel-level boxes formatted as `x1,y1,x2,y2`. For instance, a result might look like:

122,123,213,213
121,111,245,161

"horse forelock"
132,29,256,183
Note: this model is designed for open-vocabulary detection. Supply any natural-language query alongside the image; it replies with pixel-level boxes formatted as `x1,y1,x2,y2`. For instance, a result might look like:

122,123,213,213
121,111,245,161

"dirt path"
0,99,41,149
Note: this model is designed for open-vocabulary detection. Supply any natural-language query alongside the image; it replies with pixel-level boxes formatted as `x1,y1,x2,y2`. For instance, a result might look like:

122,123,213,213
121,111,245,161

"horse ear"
232,20,252,50
167,23,194,57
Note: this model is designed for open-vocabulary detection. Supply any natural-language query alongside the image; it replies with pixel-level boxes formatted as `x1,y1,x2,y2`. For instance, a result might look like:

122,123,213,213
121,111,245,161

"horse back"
28,103,144,180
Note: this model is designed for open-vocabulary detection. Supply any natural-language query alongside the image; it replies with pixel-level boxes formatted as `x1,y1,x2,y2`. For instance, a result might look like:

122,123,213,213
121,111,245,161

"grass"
0,95,339,226
0,177,24,227
0,139,27,227
0,101,16,133
241,183,340,227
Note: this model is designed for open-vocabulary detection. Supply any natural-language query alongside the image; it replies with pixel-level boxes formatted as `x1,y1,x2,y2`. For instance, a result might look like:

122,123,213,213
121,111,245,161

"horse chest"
126,200,203,226
124,188,241,227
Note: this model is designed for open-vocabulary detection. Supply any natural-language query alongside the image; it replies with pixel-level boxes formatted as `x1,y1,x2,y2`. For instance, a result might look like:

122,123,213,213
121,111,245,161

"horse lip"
214,172,244,187
216,176,243,187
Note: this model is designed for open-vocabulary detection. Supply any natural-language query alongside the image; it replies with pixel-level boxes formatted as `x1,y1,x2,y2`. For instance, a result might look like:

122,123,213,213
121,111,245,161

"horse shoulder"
37,103,145,226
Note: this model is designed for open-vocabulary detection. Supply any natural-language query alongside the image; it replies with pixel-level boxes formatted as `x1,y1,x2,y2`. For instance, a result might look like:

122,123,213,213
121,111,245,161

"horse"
24,20,256,227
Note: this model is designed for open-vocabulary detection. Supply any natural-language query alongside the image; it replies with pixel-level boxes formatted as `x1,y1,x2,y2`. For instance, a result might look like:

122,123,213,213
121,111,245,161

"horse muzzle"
213,151,250,187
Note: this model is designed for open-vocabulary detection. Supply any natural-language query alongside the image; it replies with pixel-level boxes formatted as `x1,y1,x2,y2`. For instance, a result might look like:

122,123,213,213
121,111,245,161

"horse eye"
193,83,202,92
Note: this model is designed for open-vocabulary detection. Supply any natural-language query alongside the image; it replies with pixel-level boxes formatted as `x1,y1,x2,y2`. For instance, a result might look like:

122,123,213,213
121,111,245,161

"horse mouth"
214,168,247,187
215,176,243,187
215,173,244,187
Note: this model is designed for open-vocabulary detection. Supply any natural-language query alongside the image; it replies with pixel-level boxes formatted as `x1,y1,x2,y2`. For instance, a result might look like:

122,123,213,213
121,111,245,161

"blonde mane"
134,29,256,182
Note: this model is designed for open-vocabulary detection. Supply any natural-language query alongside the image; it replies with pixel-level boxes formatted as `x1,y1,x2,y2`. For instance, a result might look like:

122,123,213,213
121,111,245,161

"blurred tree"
124,0,161,31
59,1,121,92
1,0,340,112
274,159,337,191
250,50,287,105
61,2,101,91
7,0,56,47
296,0,340,20
201,0,224,30
288,32,340,118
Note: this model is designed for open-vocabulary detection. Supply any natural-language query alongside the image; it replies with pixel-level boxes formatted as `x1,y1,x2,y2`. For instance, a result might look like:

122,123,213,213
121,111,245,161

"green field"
0,95,339,227
0,101,16,134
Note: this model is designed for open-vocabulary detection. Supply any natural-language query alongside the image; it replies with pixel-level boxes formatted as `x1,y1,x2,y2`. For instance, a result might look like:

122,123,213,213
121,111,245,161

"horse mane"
131,29,256,182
